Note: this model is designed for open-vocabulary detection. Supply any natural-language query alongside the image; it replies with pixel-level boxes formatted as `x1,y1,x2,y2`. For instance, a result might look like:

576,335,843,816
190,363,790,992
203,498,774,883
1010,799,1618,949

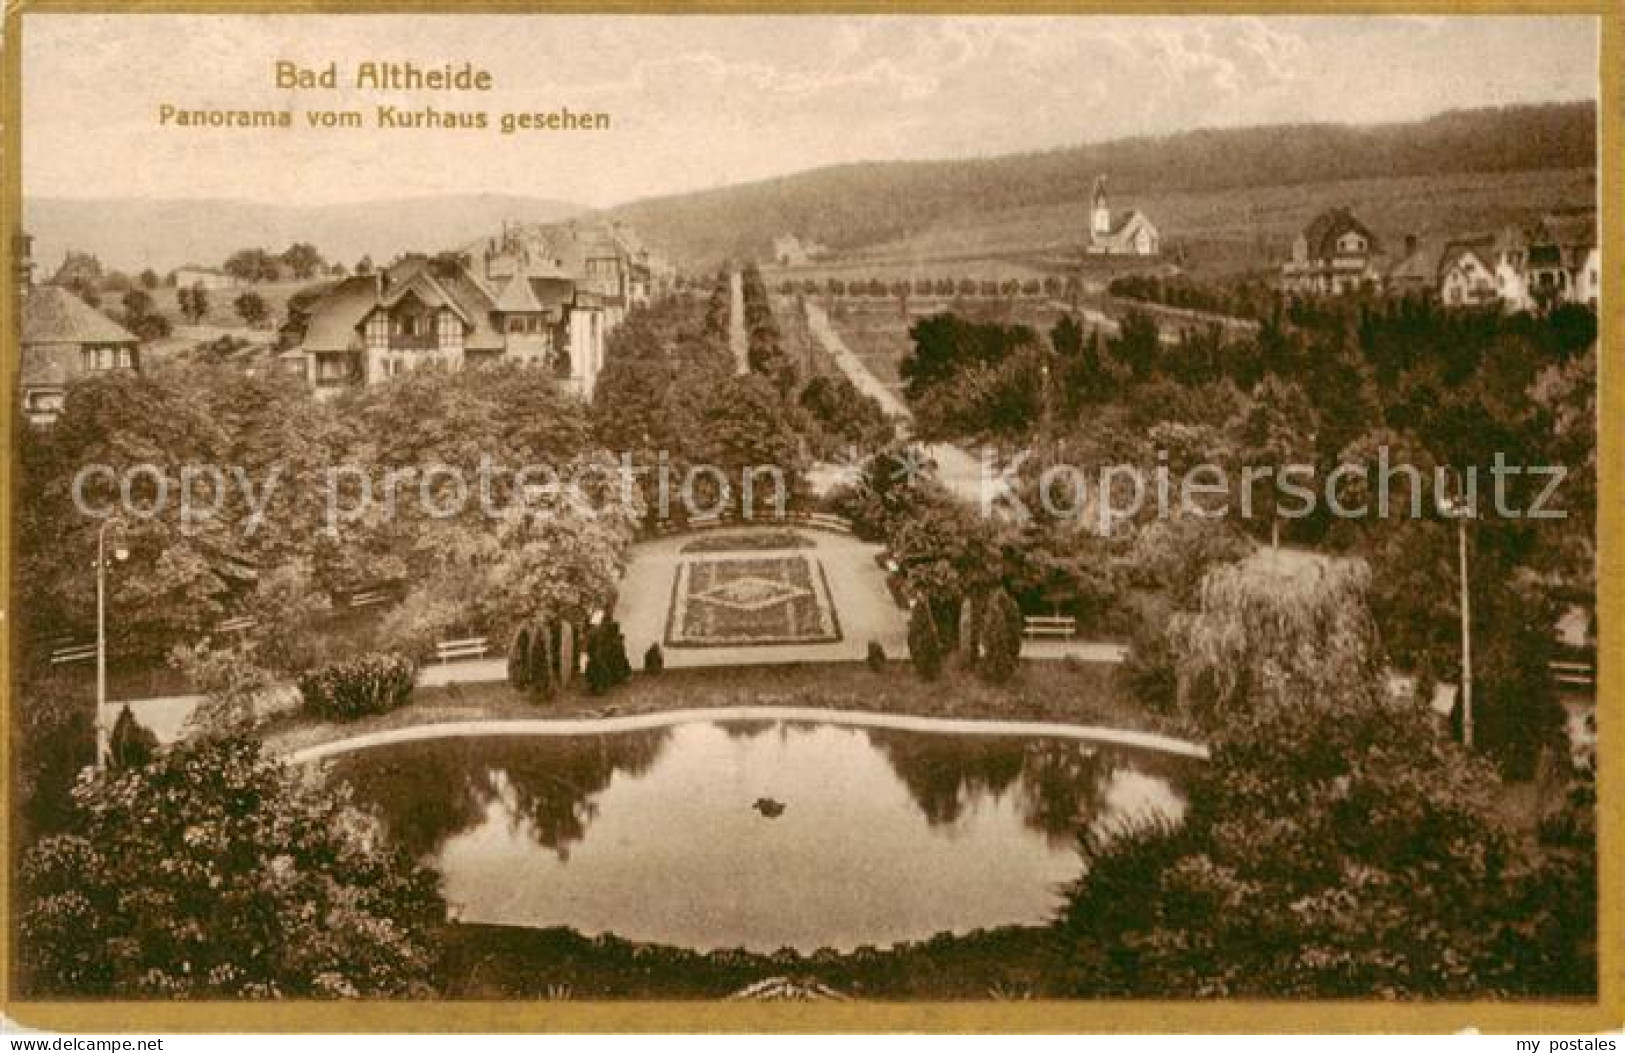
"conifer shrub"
585,620,633,695
907,603,943,681
108,705,159,770
644,642,665,674
979,589,1023,685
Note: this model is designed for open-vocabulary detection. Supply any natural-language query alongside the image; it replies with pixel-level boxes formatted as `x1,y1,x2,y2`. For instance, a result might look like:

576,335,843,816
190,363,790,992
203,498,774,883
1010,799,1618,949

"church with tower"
1086,176,1160,257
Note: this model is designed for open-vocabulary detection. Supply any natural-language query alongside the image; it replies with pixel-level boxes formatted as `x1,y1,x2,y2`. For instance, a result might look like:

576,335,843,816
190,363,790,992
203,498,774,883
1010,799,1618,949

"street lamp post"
1439,487,1474,749
94,518,128,771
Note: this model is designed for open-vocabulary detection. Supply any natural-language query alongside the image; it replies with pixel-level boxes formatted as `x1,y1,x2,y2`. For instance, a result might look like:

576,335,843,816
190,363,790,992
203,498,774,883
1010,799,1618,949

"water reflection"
331,730,669,859
327,719,1187,952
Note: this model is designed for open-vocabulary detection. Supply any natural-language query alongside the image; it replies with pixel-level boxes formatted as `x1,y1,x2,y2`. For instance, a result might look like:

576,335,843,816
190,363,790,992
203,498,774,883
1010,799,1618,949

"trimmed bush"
644,643,665,674
907,603,943,681
866,640,887,671
557,621,576,689
979,589,1023,685
585,620,633,695
529,619,558,700
298,652,415,721
507,625,533,689
108,705,159,770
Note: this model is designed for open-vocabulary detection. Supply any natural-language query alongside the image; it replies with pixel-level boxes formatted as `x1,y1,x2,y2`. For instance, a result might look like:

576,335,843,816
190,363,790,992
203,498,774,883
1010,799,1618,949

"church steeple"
1091,175,1111,237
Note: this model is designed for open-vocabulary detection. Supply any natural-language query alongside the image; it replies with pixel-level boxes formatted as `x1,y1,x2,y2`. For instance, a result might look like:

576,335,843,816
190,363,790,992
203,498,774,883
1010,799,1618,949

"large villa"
283,219,671,400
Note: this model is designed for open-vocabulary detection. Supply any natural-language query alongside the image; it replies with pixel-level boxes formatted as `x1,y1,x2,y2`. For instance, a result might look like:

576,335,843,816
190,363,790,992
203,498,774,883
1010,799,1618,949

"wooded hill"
599,102,1595,269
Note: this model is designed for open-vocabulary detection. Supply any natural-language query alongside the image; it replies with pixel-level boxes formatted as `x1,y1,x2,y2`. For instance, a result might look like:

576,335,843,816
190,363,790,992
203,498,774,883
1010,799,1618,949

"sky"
21,13,1599,209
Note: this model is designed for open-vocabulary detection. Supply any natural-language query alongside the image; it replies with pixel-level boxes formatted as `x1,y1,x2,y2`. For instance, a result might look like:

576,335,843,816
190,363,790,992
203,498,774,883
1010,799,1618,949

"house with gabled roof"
20,284,140,425
1385,235,1447,299
1280,206,1384,296
283,249,609,399
1437,235,1500,308
469,217,666,319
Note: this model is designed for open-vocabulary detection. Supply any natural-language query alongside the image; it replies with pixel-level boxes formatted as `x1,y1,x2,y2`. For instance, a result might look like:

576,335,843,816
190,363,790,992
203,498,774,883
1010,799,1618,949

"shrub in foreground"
298,652,415,721
19,734,444,997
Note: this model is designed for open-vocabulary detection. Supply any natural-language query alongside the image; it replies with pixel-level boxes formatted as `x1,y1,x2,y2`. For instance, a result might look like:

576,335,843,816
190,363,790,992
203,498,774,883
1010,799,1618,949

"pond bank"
263,659,1187,758
290,704,1207,763
441,922,1059,1000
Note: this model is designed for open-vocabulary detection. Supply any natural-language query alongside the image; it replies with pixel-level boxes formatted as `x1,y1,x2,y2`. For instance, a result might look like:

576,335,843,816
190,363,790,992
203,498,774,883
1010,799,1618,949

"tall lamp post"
1439,486,1474,749
94,517,129,771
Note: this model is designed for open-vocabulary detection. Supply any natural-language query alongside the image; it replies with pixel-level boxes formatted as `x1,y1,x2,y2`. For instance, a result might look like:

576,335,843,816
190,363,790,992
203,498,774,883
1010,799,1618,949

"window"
366,313,389,350
117,346,132,368
437,309,461,350
398,315,419,338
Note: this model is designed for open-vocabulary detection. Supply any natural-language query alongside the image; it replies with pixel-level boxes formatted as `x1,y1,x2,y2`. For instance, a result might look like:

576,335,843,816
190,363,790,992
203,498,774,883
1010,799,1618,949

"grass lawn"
262,658,1177,756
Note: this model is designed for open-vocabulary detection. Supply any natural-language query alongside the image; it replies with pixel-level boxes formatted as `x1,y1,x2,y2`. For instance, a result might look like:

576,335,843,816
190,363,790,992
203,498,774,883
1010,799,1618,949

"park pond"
320,714,1194,953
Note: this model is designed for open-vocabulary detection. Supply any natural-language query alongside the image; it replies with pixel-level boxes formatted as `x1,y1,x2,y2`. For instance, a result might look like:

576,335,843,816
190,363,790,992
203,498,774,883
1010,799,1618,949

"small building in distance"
1279,206,1384,296
475,218,669,315
771,234,829,267
1499,209,1598,312
1437,236,1500,308
47,250,103,290
1086,176,1159,256
1384,235,1446,299
172,265,242,291
20,284,140,425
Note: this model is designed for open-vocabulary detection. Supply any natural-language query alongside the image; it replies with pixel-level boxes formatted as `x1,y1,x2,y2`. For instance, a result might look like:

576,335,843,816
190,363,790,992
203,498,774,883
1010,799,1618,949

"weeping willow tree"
1170,553,1383,735
1054,549,1593,998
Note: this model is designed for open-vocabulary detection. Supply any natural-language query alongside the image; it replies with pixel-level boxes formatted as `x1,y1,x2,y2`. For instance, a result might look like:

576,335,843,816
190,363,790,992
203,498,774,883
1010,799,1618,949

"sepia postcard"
1,2,1618,1035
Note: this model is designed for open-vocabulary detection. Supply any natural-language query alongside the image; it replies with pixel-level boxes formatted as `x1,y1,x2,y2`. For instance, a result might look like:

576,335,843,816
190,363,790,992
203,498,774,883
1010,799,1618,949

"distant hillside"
23,194,583,275
599,102,1595,269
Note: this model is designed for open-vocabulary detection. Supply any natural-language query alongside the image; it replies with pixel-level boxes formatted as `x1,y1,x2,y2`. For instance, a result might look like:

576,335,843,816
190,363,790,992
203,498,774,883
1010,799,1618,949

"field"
665,555,842,648
150,276,329,329
823,298,1080,397
766,166,1595,281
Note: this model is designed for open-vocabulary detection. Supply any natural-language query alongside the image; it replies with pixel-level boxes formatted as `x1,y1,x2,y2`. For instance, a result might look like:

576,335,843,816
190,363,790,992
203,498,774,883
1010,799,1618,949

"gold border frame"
0,0,1619,1033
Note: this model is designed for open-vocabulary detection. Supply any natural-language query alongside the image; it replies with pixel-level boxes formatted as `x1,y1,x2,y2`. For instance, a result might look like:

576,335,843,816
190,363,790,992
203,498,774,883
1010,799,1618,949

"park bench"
49,642,96,665
435,636,490,663
803,512,855,535
1550,659,1595,690
349,589,390,609
1022,615,1078,639
217,615,256,633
